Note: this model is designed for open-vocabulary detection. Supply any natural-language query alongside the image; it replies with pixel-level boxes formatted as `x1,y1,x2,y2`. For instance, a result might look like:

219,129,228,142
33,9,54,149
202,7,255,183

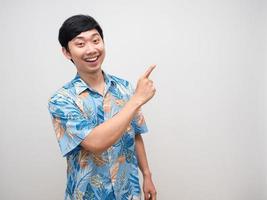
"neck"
78,69,105,94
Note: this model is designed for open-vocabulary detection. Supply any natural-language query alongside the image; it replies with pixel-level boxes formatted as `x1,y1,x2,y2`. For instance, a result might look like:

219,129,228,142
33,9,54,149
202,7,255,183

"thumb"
145,192,150,200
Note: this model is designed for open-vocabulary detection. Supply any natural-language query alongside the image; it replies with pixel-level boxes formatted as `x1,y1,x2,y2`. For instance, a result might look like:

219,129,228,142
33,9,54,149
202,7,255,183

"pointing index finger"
143,64,156,78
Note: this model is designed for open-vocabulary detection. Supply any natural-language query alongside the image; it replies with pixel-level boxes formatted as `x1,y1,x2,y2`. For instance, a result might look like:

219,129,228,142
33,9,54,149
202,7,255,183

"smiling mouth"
84,56,99,62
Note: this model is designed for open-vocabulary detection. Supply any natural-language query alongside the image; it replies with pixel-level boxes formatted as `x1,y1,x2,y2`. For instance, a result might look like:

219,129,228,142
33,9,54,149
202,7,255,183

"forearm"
136,134,157,200
81,98,141,154
135,134,152,177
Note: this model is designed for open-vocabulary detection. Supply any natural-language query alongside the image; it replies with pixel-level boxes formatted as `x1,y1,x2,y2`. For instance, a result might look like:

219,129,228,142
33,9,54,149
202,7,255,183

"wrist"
142,170,152,178
129,96,142,110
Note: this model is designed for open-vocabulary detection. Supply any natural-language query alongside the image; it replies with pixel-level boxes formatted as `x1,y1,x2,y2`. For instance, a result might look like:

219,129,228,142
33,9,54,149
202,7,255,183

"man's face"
63,29,105,74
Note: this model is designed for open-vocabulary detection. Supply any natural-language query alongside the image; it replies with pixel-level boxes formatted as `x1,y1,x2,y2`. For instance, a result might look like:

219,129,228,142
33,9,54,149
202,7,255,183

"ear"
62,47,72,60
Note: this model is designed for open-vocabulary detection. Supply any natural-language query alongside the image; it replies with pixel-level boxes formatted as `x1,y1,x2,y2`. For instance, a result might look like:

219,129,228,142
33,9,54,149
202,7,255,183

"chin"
87,65,102,74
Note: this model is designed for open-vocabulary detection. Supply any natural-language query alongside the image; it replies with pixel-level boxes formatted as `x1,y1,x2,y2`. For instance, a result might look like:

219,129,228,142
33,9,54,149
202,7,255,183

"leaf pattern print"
103,93,111,113
65,128,75,139
83,183,96,200
75,190,84,200
111,162,119,184
75,98,85,113
122,134,134,148
118,155,126,164
48,72,148,199
91,153,107,167
78,149,90,168
90,175,103,188
52,117,64,140
124,149,134,163
129,173,141,194
111,155,126,184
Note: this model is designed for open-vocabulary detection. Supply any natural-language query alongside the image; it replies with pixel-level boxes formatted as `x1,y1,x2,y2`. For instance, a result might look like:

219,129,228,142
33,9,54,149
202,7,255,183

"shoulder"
48,80,76,104
47,80,80,118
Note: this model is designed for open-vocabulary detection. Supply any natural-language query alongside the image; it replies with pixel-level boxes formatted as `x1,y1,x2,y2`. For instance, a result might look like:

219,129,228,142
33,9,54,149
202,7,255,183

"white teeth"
86,57,98,62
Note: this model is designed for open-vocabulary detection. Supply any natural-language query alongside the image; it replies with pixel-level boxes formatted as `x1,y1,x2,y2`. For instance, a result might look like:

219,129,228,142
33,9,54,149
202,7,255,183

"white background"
0,0,266,199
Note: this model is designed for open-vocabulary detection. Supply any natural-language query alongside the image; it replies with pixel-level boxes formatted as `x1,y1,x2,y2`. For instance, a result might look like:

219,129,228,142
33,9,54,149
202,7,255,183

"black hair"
58,14,104,51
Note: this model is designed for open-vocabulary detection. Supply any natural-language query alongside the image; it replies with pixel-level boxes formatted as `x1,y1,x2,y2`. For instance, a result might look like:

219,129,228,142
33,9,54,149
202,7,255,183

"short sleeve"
128,82,148,135
48,94,95,157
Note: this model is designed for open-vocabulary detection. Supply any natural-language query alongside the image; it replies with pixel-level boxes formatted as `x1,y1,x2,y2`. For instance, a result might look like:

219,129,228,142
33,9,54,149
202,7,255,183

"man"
48,14,157,200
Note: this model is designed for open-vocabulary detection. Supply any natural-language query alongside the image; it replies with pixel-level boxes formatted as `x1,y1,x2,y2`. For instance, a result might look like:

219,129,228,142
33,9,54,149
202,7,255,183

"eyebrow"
74,33,100,40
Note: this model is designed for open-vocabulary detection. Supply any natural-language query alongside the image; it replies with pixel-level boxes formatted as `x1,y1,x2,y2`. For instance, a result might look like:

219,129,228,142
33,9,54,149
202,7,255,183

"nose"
85,43,97,54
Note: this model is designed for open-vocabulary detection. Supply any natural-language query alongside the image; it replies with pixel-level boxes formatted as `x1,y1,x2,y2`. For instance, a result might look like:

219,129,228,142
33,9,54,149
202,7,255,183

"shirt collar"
72,71,115,95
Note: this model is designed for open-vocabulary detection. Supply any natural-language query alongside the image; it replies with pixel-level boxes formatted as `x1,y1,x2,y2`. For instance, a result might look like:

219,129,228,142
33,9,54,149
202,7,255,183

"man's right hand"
132,65,156,107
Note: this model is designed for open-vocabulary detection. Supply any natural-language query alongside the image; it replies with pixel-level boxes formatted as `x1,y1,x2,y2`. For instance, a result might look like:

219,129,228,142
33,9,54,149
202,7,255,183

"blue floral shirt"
48,71,148,200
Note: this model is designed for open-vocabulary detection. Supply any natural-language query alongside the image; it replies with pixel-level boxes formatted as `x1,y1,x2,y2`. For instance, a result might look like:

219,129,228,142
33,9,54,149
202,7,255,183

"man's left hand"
143,175,157,200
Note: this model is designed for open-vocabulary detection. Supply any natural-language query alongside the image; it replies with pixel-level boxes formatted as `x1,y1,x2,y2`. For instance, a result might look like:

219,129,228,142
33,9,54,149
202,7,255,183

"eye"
76,42,85,47
93,38,100,44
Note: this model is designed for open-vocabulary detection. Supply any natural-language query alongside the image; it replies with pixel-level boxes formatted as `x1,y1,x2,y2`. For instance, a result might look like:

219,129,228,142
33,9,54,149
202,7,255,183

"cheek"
100,50,105,62
101,48,106,57
71,49,84,59
97,42,105,52
96,45,105,59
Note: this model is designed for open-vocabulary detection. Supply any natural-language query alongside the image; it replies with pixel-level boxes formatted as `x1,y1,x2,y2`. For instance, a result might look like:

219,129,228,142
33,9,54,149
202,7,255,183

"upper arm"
48,94,95,156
